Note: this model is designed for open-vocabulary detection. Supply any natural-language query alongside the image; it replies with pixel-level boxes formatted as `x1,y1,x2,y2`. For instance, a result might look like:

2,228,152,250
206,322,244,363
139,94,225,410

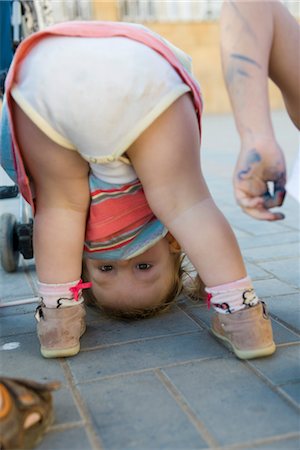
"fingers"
241,205,285,221
236,185,285,221
263,188,286,209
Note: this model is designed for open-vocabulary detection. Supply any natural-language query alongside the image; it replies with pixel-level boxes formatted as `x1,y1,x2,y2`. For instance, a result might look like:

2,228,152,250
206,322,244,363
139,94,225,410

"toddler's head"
82,233,186,319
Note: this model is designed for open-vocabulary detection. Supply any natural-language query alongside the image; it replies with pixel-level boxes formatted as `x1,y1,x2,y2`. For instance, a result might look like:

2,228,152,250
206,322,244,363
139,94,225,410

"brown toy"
0,377,60,449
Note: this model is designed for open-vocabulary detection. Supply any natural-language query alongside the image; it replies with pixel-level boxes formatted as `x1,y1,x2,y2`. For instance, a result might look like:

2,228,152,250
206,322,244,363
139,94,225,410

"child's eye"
136,263,152,270
99,265,113,272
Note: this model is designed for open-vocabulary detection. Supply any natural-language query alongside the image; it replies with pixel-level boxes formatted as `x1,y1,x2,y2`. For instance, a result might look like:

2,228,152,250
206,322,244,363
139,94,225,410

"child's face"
85,236,177,313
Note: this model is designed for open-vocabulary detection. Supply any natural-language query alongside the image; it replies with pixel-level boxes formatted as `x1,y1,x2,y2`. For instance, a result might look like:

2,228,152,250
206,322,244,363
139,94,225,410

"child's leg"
12,102,90,283
12,102,90,357
127,93,246,287
127,93,275,359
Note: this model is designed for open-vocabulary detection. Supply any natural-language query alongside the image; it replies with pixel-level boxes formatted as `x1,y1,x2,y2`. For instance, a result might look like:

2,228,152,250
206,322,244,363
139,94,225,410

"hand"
233,141,286,220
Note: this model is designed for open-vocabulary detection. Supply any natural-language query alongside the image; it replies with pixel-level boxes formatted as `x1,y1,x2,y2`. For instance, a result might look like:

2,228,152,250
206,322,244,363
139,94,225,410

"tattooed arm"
220,0,299,220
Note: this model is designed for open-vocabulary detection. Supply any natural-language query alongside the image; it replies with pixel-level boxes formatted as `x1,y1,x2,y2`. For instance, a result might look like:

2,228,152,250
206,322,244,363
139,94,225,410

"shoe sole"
41,344,80,358
211,328,276,360
39,324,86,358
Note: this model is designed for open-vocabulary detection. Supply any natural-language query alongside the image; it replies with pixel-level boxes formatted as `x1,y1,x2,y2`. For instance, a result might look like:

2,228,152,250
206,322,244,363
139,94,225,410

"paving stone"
0,333,66,383
78,372,207,449
249,345,300,385
52,386,82,425
266,293,300,332
0,311,35,337
83,305,200,348
258,258,300,288
280,381,300,406
252,278,298,297
243,436,300,449
0,267,35,301
244,261,273,281
37,427,92,450
163,358,300,446
69,331,227,383
225,214,285,236
243,242,300,262
238,231,300,250
0,301,36,316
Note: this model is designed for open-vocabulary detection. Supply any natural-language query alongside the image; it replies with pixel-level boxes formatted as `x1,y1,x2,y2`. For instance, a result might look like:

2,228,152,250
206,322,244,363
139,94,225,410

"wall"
92,3,285,114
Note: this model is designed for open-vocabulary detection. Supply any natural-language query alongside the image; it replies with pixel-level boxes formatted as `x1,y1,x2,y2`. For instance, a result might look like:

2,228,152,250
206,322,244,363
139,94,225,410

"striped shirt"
84,174,167,260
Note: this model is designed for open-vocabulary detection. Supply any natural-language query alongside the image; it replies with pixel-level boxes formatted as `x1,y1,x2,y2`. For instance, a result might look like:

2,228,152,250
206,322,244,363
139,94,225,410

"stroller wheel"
0,213,20,272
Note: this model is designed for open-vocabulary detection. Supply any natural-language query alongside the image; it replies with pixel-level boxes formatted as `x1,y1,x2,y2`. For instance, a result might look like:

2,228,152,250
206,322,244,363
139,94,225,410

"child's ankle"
37,279,91,308
206,276,259,314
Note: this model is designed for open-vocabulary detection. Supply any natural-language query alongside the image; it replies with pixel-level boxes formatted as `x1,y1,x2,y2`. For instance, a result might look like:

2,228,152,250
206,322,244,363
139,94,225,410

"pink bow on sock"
69,279,92,301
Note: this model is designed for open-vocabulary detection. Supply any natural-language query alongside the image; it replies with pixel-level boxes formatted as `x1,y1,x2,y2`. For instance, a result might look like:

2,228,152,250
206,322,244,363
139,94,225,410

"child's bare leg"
128,93,275,359
12,102,90,357
127,94,246,288
12,102,90,284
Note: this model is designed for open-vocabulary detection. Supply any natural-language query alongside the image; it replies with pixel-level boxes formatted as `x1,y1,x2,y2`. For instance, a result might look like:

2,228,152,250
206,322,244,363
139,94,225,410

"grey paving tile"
226,214,286,236
243,436,300,449
238,231,300,250
69,331,227,383
258,258,300,288
249,344,300,385
0,311,35,337
253,278,298,297
279,213,300,231
244,261,273,281
243,242,300,262
163,358,300,446
0,267,35,301
267,293,300,332
37,427,92,450
52,386,82,425
83,305,200,348
231,227,251,239
0,333,66,383
280,381,300,407
0,301,36,316
78,372,207,449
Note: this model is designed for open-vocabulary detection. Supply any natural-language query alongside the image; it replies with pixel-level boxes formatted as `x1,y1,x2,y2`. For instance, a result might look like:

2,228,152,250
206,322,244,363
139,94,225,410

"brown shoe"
211,302,276,359
35,303,86,358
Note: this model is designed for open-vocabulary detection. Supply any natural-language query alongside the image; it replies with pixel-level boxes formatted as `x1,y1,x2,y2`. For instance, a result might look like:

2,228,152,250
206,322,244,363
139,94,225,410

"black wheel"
0,213,20,272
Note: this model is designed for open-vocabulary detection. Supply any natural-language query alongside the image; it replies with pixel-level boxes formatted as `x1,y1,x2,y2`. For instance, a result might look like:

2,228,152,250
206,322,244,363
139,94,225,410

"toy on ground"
0,377,60,449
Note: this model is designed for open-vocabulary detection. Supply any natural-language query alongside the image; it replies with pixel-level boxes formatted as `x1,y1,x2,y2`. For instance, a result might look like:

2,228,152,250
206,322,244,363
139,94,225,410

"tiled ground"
0,111,299,450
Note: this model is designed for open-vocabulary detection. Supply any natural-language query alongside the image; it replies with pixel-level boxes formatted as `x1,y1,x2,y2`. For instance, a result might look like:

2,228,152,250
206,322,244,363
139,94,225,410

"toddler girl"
1,21,275,360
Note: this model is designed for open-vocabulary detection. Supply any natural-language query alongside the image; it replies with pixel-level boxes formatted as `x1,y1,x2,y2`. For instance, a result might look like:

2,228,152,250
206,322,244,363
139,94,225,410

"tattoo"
230,53,261,69
229,1,257,40
236,69,250,78
237,149,261,180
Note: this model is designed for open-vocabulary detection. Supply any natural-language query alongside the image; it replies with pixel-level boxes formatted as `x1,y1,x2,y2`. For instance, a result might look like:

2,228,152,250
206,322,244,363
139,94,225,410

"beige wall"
92,3,284,113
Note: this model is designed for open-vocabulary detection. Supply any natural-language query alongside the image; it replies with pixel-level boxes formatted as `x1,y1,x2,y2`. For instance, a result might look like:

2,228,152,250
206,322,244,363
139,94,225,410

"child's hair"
81,253,206,320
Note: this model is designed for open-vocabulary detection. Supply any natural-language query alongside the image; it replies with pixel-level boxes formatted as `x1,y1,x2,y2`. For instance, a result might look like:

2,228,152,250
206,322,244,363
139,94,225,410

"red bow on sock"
69,279,92,301
206,293,212,310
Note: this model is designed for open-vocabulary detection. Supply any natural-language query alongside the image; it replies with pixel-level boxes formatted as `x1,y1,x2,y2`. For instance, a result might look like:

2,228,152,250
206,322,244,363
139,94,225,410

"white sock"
37,279,91,308
206,276,259,314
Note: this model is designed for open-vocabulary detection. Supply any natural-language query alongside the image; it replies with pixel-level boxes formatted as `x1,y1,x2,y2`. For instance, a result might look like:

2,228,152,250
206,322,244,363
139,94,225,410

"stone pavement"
0,111,299,450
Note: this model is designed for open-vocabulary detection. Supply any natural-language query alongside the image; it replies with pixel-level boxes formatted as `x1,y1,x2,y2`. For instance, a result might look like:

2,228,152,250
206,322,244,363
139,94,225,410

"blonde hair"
82,253,206,320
